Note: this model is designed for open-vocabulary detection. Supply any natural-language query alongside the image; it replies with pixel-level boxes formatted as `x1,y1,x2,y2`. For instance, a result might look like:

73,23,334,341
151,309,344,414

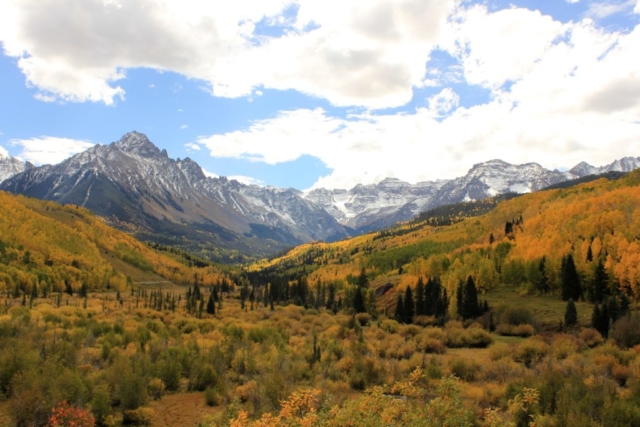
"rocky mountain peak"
0,154,34,183
177,157,207,183
112,131,161,158
569,161,597,177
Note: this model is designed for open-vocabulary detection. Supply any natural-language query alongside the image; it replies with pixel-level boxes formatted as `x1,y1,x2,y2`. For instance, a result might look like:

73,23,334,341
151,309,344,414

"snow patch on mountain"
0,153,33,183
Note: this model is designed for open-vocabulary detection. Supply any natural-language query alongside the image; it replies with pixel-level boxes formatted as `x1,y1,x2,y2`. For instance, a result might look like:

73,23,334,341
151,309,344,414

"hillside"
250,170,640,319
0,190,227,296
1,173,640,427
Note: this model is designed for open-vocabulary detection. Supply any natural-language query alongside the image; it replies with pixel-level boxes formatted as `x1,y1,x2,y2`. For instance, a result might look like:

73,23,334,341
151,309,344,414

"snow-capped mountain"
0,152,33,183
570,157,640,177
1,130,637,258
304,157,640,232
0,132,347,257
304,178,447,230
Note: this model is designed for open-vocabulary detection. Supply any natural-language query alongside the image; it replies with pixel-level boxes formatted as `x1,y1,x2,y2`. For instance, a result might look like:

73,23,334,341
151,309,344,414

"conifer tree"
592,259,608,303
358,267,369,288
415,277,426,316
394,294,405,323
64,280,74,296
353,287,366,314
206,292,215,315
592,303,610,338
404,286,414,324
564,298,577,326
456,281,464,318
461,276,480,320
561,254,581,301
435,288,449,320
424,277,436,316
79,282,88,298
537,257,549,294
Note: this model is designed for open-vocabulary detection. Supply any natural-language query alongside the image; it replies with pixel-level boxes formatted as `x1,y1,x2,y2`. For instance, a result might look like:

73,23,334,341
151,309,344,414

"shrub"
611,316,640,349
355,312,371,327
489,343,513,361
147,378,165,400
496,323,535,337
204,386,223,407
418,337,447,354
579,328,604,348
497,305,535,326
513,337,549,367
448,358,482,382
551,334,579,360
47,401,95,427
122,407,153,425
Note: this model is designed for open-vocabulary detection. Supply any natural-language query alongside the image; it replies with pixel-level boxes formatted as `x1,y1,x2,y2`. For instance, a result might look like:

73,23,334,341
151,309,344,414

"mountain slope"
0,190,226,293
254,169,640,303
0,132,348,261
304,157,640,233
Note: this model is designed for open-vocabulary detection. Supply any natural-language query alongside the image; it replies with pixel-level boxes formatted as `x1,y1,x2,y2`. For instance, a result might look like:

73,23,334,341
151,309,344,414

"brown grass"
147,392,223,427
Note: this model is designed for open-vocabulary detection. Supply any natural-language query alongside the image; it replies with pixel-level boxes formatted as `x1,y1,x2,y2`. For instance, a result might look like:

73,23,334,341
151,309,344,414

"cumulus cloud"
10,136,95,165
184,142,201,151
198,11,640,190
228,175,265,186
0,0,455,108
635,0,640,13
443,6,566,89
0,145,9,158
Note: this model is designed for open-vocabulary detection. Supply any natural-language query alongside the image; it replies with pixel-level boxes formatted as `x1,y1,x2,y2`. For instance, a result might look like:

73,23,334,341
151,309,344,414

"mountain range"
1,131,638,260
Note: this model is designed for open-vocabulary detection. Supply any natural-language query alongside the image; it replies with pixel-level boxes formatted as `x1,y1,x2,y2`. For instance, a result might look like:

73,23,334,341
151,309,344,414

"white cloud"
585,0,637,19
9,136,95,165
0,0,456,108
201,168,218,178
567,0,580,3
228,175,265,186
198,15,640,190
0,145,9,158
443,6,566,89
635,0,640,13
180,124,189,130
184,142,200,151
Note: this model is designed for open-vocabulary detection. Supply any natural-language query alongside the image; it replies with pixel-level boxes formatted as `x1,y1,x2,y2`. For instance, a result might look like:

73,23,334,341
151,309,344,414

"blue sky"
0,0,639,190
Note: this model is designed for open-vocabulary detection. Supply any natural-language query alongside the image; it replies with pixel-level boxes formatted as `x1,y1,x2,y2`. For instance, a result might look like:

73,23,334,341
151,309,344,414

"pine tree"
64,280,73,296
592,304,610,338
435,288,448,320
394,294,405,323
404,286,415,324
564,298,577,326
592,259,608,303
358,268,369,288
561,254,581,301
586,245,593,262
79,282,88,298
456,281,464,319
415,277,426,316
353,287,366,314
461,276,480,320
537,257,549,294
206,292,215,315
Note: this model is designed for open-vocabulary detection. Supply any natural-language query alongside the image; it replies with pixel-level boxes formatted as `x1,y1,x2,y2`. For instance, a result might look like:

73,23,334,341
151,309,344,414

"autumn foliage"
46,401,95,427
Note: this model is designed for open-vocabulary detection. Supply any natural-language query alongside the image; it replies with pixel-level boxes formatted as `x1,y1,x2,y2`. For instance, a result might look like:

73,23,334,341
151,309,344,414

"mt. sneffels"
1,131,638,261
0,132,347,261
